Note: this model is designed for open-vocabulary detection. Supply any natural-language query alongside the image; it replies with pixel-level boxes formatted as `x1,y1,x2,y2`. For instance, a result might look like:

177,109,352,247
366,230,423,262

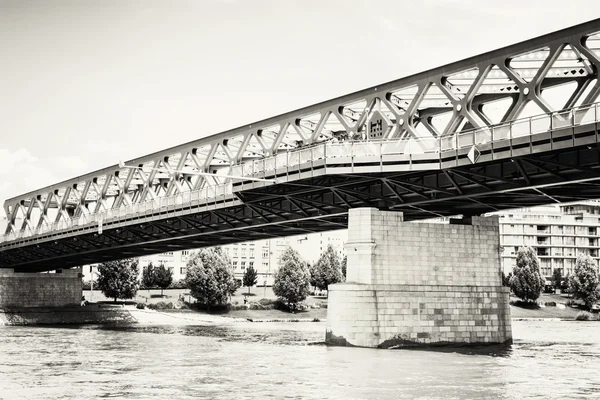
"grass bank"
509,293,596,320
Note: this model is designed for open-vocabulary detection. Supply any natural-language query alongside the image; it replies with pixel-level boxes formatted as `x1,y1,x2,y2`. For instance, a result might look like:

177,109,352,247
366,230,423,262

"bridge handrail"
1,102,599,245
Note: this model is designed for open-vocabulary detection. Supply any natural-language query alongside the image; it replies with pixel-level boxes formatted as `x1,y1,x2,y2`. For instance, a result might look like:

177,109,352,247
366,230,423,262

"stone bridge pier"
326,208,512,348
0,268,82,308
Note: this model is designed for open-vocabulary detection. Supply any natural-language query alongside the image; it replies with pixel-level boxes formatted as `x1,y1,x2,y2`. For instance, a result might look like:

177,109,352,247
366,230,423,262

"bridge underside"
3,140,600,272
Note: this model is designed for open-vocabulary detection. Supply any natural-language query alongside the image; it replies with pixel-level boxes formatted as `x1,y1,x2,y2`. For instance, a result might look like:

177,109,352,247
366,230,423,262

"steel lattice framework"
3,19,600,271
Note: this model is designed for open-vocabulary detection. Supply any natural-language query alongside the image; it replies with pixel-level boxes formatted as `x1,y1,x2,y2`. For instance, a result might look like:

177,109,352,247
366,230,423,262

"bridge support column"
0,268,82,308
326,208,511,348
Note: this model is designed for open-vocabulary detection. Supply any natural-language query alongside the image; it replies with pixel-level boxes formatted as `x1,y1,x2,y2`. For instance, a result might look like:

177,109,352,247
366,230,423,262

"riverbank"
2,292,595,326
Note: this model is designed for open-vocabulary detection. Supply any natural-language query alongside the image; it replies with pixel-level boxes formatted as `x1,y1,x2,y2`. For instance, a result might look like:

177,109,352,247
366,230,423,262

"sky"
1,0,600,210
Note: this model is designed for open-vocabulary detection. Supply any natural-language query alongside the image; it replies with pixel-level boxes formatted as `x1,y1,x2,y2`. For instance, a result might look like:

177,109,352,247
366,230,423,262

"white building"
498,202,600,278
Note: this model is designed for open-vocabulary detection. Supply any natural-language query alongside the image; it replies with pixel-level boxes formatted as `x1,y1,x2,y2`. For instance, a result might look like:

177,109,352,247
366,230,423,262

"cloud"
0,148,60,206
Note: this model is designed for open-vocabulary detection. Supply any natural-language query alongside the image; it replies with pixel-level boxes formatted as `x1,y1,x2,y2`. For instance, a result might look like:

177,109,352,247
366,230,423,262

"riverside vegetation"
87,244,343,318
506,246,600,320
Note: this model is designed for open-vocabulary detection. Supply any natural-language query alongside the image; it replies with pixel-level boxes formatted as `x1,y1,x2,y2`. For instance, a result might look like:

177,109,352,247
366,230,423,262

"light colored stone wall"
328,208,512,348
346,208,501,286
327,284,511,348
0,268,82,308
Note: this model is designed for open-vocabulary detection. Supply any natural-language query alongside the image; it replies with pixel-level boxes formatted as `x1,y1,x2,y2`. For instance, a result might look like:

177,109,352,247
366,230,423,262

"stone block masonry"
326,208,512,348
0,268,82,308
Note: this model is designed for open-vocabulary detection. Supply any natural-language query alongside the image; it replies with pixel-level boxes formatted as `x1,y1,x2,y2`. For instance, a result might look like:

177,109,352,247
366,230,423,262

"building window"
589,227,597,236
241,261,246,270
263,250,269,258
249,261,254,269
233,261,238,269
537,248,549,256
180,267,187,275
182,250,189,256
249,248,254,258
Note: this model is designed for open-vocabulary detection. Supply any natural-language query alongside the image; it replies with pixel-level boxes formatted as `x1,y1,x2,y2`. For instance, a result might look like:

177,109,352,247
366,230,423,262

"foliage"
184,248,238,307
509,246,544,303
341,255,347,281
147,301,174,310
273,247,311,311
312,244,343,292
552,268,563,291
142,262,156,290
154,264,174,296
96,258,140,302
308,263,318,289
242,265,259,293
168,280,188,290
569,254,600,311
501,272,512,287
575,311,592,321
82,279,92,290
136,303,146,309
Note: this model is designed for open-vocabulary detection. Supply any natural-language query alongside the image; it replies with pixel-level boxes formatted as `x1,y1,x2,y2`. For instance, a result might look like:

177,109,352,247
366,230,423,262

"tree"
184,248,238,307
308,262,318,291
502,271,512,287
569,254,600,310
273,247,311,311
142,262,156,291
96,258,140,303
154,263,173,296
509,246,544,303
552,268,563,292
242,265,258,294
341,255,347,281
313,244,343,294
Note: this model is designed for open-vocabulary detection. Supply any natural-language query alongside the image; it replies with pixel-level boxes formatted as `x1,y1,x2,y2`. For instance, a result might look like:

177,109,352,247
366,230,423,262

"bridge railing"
2,102,600,245
0,182,235,245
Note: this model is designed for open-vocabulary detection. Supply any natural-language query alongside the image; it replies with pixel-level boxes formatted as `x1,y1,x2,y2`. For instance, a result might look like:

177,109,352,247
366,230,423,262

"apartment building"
499,202,600,278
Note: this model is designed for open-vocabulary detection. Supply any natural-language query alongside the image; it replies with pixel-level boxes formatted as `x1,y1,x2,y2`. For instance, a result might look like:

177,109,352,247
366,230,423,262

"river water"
1,320,599,399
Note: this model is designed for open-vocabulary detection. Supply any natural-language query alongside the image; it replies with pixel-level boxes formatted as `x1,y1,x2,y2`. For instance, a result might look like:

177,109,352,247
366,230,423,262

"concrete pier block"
326,208,512,348
0,268,82,308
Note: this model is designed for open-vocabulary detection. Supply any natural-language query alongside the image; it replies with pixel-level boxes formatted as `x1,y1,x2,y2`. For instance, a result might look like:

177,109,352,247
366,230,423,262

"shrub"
146,301,174,310
575,311,592,321
569,254,600,311
544,301,557,307
273,247,311,311
82,280,92,290
136,303,146,309
509,246,544,303
168,280,188,290
509,299,540,309
258,298,276,306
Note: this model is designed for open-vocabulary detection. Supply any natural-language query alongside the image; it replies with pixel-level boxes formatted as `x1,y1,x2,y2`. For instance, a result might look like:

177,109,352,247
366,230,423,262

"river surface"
1,320,599,399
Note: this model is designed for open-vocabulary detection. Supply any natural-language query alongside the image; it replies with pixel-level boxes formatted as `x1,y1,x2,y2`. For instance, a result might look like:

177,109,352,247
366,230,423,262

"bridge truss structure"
3,19,600,271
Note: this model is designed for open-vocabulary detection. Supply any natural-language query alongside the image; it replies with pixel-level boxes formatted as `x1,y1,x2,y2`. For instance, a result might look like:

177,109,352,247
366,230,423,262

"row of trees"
92,244,347,311
509,246,600,310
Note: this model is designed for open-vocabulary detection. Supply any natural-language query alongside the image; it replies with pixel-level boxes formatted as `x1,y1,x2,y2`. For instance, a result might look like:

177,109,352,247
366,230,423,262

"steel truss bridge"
3,19,600,272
